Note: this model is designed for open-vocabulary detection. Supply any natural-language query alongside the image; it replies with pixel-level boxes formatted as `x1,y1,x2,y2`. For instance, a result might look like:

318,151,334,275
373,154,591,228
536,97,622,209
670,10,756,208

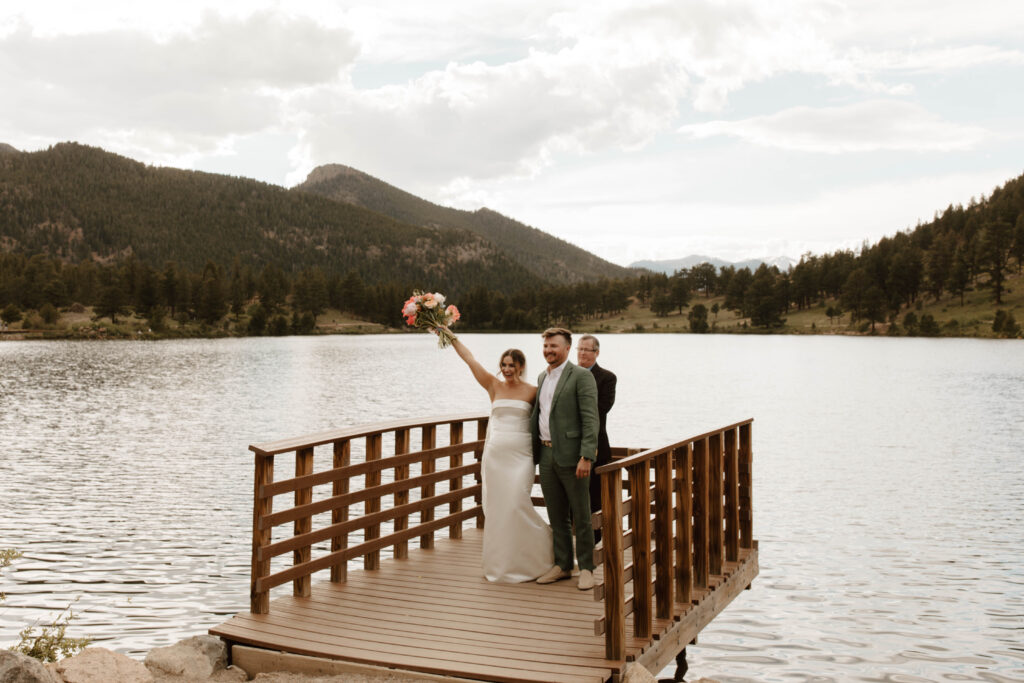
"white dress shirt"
538,358,569,442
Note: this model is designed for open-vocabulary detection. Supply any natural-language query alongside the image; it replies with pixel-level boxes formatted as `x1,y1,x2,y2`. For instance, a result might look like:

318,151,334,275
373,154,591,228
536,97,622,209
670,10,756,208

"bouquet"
401,291,461,348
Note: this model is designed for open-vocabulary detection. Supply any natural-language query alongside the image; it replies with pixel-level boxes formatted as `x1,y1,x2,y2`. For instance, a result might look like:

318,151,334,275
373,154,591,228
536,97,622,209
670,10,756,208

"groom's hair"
541,327,572,344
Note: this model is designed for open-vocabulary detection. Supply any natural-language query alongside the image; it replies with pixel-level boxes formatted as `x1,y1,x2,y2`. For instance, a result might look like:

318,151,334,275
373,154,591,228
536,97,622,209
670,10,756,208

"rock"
209,666,248,682
621,661,658,683
54,647,153,683
0,650,60,683
144,635,228,680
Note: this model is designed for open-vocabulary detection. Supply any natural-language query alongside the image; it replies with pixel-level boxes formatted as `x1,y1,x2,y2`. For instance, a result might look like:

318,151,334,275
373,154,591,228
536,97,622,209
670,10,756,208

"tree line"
0,252,636,334
633,174,1024,333
2,169,1023,337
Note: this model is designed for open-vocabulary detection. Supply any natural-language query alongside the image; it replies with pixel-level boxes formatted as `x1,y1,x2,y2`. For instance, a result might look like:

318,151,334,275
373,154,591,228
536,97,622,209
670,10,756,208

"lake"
1,334,1022,682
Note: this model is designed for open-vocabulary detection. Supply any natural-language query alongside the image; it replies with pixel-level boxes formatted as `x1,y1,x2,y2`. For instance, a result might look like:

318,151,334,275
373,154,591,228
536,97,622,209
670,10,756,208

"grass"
574,267,1024,338
1,306,387,340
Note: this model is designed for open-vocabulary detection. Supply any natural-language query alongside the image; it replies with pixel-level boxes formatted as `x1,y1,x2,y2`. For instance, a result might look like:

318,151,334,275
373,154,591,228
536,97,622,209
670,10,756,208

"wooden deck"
211,529,758,683
210,415,758,682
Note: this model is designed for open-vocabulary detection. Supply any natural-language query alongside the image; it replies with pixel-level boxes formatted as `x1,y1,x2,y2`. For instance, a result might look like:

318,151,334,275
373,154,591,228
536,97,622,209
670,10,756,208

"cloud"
2,0,1021,263
288,36,690,188
0,10,358,162
677,100,989,153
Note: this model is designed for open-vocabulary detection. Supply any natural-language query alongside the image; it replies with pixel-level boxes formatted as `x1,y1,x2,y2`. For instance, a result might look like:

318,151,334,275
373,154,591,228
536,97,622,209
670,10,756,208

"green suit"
531,361,599,572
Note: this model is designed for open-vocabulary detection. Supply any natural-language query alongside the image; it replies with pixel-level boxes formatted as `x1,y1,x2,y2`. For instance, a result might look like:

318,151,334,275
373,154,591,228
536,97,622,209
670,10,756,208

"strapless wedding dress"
481,399,554,582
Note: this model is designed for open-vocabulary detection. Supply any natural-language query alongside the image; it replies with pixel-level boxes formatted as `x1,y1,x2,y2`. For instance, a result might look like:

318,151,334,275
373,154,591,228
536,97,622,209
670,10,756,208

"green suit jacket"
531,361,600,467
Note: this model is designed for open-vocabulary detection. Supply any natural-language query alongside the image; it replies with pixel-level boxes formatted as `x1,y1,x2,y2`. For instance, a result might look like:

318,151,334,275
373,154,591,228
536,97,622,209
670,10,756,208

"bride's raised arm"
449,335,498,398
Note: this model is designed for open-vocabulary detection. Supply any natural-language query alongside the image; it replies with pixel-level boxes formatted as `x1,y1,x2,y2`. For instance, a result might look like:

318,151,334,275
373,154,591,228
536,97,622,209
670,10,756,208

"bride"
448,336,555,582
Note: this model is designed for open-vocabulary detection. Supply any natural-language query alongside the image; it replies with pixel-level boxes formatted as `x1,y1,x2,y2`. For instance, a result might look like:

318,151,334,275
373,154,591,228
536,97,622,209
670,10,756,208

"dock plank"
212,528,756,682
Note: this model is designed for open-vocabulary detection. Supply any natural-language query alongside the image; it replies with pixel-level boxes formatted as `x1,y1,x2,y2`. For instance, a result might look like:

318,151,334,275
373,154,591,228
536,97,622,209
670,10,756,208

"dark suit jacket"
589,363,617,466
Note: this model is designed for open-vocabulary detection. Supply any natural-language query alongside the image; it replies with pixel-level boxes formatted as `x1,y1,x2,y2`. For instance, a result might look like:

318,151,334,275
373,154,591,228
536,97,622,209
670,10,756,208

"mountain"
631,254,797,275
0,142,545,294
0,143,21,156
295,164,635,284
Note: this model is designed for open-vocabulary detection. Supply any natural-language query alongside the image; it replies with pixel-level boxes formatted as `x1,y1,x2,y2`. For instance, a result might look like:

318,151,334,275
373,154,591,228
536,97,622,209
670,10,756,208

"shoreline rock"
3,637,721,683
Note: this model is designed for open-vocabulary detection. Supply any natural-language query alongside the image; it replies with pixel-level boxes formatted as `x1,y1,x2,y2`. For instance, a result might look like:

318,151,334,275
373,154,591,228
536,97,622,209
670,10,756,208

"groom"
531,327,600,590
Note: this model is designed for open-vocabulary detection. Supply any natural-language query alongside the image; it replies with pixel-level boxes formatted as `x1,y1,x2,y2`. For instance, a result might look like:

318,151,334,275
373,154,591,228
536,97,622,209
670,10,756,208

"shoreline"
3,278,1021,340
2,635,717,683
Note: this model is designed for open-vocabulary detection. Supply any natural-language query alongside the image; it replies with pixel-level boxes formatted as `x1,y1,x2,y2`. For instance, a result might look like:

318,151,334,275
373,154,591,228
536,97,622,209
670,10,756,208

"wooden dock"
209,415,758,683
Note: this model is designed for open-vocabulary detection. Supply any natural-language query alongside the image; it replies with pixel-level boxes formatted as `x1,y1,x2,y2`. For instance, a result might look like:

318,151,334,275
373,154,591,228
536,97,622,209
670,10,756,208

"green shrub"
918,314,941,337
13,602,92,662
1,303,22,325
1,548,22,600
2,549,91,662
268,315,290,336
39,304,59,326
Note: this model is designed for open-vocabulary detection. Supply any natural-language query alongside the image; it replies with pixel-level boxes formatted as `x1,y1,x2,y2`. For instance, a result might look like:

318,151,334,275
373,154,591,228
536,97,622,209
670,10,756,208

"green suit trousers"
538,445,595,572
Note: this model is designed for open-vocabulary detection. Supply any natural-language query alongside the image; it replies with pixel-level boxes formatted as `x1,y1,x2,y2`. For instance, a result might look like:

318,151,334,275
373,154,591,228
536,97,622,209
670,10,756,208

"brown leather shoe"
577,569,595,590
536,566,571,584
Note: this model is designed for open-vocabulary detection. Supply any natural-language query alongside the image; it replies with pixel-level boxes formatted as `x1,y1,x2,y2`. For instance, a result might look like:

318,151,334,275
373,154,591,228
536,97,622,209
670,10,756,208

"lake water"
1,334,1022,682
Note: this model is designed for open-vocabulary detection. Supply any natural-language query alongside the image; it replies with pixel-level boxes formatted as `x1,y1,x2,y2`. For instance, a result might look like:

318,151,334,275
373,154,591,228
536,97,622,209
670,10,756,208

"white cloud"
0,10,358,165
678,100,989,153
288,37,689,187
1,1,1022,259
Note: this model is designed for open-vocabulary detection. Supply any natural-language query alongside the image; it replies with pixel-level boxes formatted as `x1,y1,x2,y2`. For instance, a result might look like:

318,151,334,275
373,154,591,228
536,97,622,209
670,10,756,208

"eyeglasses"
577,347,597,353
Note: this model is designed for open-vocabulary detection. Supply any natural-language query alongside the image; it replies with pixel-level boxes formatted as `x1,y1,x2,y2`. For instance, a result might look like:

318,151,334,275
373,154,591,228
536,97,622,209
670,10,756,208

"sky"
2,1,1023,267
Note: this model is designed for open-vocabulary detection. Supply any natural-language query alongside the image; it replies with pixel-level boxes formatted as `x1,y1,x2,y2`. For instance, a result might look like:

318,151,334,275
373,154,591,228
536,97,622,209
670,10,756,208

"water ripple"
3,335,1024,683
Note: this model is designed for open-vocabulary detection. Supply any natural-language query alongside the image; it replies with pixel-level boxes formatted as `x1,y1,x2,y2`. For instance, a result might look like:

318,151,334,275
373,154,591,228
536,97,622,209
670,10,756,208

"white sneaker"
536,566,571,584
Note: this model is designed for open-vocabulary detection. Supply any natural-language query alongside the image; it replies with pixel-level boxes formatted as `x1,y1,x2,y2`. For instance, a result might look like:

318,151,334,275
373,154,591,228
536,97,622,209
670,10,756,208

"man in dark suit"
576,334,616,544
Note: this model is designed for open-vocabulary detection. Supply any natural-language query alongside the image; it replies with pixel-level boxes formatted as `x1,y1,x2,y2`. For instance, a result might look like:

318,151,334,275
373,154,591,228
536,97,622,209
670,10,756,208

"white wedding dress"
481,399,555,582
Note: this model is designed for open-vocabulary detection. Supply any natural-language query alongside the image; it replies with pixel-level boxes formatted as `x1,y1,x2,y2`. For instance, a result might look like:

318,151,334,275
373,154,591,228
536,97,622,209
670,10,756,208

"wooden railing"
246,414,755,664
593,419,754,659
247,413,489,614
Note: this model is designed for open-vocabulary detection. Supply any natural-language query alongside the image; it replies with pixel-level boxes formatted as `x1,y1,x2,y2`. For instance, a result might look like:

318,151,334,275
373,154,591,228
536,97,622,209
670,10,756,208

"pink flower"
446,305,460,322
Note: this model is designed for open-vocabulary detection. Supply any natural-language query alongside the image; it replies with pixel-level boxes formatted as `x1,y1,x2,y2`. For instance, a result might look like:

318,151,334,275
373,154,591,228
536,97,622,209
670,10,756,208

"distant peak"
0,142,23,155
303,164,370,185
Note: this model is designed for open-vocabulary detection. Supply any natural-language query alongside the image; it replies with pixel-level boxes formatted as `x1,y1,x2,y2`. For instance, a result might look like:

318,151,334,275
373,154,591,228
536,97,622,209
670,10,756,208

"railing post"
601,467,625,660
629,461,651,639
692,437,709,591
293,447,314,597
330,439,350,583
449,421,464,540
708,432,724,577
474,418,488,528
420,425,437,549
674,444,693,605
394,428,411,560
654,451,674,620
739,422,753,550
365,433,382,570
724,427,740,563
250,453,274,614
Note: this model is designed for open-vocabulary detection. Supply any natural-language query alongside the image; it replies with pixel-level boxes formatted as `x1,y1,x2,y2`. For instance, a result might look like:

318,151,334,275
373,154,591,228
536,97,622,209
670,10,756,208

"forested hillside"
1,140,1021,339
627,171,1024,336
0,142,540,294
295,164,634,284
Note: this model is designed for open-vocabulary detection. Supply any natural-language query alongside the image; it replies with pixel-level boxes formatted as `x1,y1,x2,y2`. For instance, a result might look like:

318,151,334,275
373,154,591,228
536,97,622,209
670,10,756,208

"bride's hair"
498,349,526,378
